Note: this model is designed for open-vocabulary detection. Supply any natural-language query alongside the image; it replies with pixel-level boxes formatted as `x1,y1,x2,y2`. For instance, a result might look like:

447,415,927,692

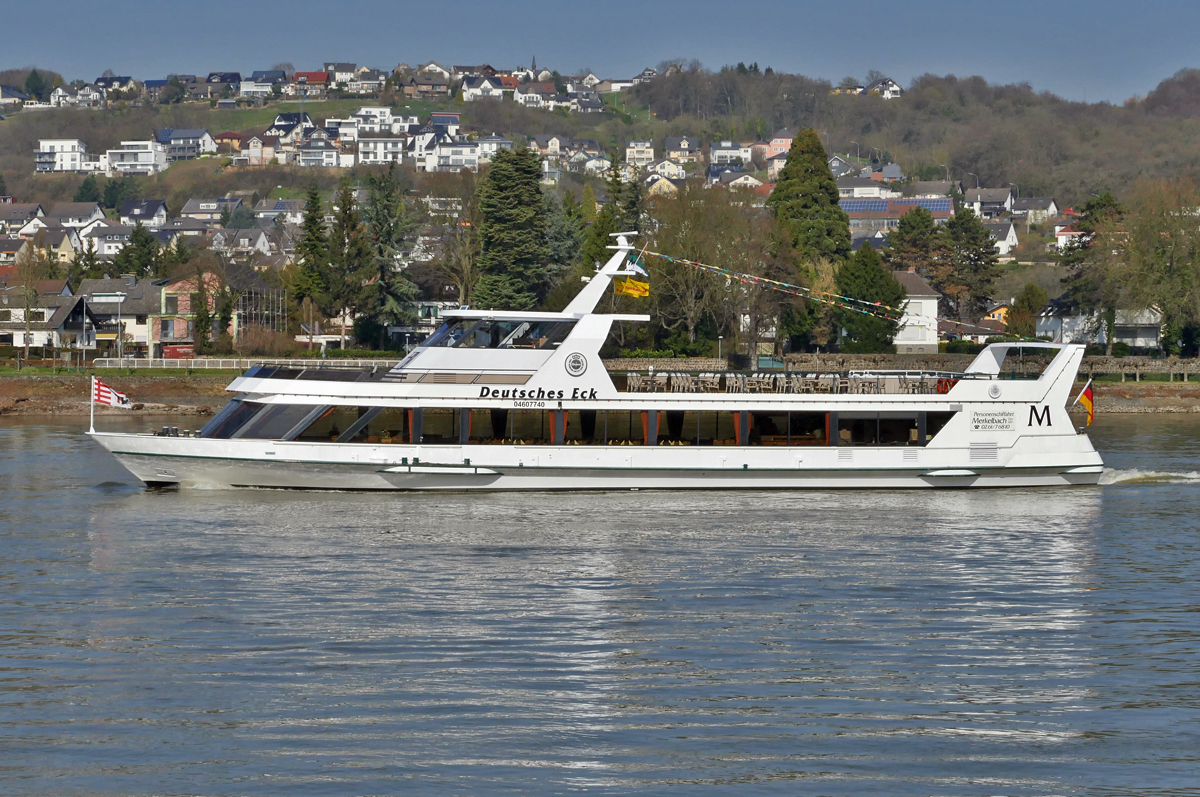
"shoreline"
2,373,1199,416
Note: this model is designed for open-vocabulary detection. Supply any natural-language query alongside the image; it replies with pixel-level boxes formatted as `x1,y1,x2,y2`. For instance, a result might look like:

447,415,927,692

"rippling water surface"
2,415,1199,795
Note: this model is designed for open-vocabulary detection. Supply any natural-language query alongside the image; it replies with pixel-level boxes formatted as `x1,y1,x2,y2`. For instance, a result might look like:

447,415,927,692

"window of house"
164,295,178,314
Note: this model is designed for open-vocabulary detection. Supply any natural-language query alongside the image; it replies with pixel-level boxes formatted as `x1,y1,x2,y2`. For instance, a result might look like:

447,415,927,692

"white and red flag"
92,376,131,408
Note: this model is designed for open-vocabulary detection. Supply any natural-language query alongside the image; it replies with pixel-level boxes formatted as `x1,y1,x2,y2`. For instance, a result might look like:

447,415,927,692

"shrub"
234,324,296,357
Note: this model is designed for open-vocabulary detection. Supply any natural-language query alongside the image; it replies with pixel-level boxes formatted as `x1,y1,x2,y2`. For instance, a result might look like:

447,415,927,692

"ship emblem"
565,353,588,377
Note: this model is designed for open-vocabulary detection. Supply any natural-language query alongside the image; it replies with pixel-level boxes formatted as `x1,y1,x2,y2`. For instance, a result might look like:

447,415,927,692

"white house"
357,135,407,164
431,139,480,172
324,117,360,142
710,140,753,166
1037,301,1163,351
35,139,89,173
461,76,505,101
625,140,654,167
893,271,940,354
1011,197,1059,224
44,202,106,228
120,199,169,228
239,80,275,98
477,134,514,162
106,141,168,175
323,62,358,85
867,77,904,100
647,159,687,179
837,177,901,199
965,188,1013,219
986,221,1019,256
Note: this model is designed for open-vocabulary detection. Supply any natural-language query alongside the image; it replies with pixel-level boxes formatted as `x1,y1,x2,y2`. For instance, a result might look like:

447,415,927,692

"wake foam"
1100,468,1200,485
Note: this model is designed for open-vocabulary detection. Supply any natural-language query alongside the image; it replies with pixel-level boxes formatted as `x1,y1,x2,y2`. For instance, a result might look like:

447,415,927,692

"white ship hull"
90,236,1104,492
92,433,1104,491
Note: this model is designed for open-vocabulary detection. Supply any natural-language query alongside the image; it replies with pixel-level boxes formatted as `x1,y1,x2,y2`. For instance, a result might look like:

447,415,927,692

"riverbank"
2,372,1199,416
0,375,229,417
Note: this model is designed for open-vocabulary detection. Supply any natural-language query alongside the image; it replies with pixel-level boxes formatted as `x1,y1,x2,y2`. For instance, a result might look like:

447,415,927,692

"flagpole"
89,376,95,434
1070,377,1094,410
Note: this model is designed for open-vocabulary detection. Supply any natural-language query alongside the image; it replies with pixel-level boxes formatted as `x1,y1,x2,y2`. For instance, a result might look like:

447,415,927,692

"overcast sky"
9,0,1199,102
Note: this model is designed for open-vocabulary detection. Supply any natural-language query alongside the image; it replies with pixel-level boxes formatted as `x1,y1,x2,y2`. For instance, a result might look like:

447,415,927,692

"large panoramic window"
423,319,576,350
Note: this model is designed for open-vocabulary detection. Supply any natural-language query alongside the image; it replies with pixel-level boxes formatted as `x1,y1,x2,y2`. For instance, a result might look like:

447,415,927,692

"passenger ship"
91,236,1104,490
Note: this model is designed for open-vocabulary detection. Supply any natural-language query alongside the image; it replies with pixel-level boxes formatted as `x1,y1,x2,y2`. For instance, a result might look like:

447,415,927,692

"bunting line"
635,250,1045,341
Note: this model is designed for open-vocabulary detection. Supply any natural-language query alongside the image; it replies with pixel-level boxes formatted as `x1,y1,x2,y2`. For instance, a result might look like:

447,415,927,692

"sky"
9,0,1200,103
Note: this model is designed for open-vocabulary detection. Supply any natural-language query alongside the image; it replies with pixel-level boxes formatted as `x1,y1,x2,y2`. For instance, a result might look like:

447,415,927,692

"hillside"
6,68,1200,207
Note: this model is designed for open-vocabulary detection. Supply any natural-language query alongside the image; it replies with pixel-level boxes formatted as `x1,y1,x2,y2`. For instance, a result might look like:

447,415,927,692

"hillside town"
0,60,1171,363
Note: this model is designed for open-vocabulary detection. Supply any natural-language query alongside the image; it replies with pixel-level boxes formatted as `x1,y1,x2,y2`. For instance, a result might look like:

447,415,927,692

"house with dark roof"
893,271,940,353
76,274,159,353
250,70,289,84
207,72,242,85
665,136,702,163
181,197,243,223
841,197,955,232
404,74,450,98
93,76,135,91
964,188,1013,219
119,200,169,229
0,287,100,350
253,198,305,225
986,221,1019,256
866,77,903,100
154,128,217,161
44,202,106,228
0,85,30,105
1010,197,1059,224
0,203,44,234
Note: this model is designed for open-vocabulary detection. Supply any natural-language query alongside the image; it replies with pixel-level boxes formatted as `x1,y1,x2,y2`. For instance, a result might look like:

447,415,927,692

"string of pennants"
625,249,1043,341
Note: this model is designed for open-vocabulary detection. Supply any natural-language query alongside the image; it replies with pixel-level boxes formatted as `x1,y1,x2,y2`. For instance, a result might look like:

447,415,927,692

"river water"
1,415,1198,796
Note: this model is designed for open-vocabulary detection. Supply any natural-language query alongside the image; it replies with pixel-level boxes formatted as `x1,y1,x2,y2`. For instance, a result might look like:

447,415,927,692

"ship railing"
617,369,1011,395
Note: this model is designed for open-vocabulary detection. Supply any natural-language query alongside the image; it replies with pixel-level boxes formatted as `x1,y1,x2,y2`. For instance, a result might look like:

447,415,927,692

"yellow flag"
615,278,650,298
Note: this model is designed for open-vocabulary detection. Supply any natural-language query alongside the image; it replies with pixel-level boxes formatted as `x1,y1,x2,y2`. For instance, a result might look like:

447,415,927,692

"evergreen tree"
543,192,582,279
361,163,419,346
24,70,45,102
835,244,904,352
473,147,549,310
0,171,8,197
884,206,947,275
112,222,160,278
580,185,598,223
1007,282,1049,339
227,205,256,229
562,190,580,221
323,180,373,349
68,237,103,287
620,173,646,233
1060,191,1124,354
580,202,619,271
944,207,1000,319
103,175,139,209
74,175,101,203
293,183,328,303
219,204,232,228
192,265,213,356
766,128,851,261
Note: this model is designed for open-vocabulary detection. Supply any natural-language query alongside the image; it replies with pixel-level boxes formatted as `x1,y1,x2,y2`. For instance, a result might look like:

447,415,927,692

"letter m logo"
1028,405,1052,427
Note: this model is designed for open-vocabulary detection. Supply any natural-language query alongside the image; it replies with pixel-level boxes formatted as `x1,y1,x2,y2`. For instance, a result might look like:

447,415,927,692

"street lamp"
968,172,980,188
718,335,724,359
939,163,950,181
851,140,860,159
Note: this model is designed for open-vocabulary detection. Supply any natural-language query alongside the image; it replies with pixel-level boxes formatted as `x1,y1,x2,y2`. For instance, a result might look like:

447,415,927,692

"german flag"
1076,379,1095,426
615,277,650,298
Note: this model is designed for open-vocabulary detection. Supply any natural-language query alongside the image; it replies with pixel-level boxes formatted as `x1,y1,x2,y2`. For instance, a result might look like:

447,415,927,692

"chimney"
122,273,136,286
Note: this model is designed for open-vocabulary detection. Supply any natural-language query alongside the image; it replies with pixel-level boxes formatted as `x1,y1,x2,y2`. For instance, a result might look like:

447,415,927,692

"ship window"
421,408,459,443
926,411,956,441
236,403,322,440
199,399,259,438
838,413,927,446
294,406,362,441
424,318,576,349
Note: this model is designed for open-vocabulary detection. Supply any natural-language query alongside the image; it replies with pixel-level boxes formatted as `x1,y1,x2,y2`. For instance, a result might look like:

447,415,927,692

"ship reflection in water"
1,415,1197,794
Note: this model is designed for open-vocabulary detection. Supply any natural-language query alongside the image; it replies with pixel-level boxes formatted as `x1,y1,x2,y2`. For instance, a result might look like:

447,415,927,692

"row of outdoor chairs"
626,372,942,395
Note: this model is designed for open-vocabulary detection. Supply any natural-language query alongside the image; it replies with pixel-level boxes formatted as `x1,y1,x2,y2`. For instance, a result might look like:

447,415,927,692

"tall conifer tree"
835,244,904,352
473,147,549,309
766,128,850,261
293,183,328,303
945,207,1000,319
